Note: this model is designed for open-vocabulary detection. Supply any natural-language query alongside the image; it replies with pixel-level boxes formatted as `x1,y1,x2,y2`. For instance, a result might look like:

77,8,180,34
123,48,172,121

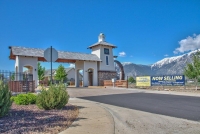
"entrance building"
9,33,118,87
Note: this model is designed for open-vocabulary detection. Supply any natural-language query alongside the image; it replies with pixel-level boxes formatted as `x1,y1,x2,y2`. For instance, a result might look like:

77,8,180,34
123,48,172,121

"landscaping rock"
0,103,78,134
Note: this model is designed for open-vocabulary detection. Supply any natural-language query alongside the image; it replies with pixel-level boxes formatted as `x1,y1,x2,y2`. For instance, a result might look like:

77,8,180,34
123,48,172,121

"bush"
128,76,136,83
14,94,29,105
0,81,12,117
10,96,16,102
27,93,37,104
36,83,69,110
14,93,37,105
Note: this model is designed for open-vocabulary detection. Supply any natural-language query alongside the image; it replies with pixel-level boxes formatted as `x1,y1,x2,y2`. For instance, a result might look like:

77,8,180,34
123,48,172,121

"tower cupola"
98,33,105,42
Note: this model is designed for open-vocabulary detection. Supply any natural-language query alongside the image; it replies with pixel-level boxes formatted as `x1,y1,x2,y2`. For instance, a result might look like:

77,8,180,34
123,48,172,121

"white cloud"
119,51,126,57
69,63,75,68
174,34,200,54
164,54,168,57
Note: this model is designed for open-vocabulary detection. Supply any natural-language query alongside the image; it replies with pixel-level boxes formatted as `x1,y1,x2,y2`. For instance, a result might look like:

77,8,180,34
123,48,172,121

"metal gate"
0,70,35,93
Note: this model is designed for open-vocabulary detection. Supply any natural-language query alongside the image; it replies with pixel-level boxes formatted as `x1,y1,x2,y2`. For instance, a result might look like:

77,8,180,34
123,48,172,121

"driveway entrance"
68,87,200,134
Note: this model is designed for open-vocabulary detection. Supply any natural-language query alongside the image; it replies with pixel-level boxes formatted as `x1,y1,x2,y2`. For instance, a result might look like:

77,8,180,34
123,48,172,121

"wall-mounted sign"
136,76,151,86
151,75,185,86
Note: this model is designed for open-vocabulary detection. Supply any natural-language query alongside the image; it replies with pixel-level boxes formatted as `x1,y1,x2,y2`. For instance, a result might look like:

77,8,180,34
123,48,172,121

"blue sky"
1,0,200,71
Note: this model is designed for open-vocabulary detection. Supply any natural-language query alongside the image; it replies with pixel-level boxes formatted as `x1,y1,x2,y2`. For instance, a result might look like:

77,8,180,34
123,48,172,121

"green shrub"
27,93,37,104
36,83,69,110
10,96,16,102
14,94,29,105
0,81,12,118
14,93,37,105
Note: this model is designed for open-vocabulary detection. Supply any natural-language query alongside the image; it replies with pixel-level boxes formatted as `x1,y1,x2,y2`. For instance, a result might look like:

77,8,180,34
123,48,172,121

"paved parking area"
67,87,142,98
67,87,200,134
68,87,200,121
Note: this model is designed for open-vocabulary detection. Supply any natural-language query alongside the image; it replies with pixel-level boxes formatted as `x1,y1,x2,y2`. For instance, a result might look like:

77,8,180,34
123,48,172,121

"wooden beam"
38,57,47,62
56,59,76,63
9,51,16,60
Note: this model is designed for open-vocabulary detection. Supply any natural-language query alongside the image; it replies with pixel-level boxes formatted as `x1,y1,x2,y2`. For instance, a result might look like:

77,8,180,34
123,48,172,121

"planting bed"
0,103,78,134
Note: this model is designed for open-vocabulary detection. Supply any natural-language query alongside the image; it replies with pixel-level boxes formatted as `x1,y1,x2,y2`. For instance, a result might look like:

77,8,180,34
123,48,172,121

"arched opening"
23,65,33,81
23,65,33,74
114,60,125,80
88,68,93,86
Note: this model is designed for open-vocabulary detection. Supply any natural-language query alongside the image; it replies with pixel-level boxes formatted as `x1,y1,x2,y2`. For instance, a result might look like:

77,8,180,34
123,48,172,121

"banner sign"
151,75,185,86
136,76,151,86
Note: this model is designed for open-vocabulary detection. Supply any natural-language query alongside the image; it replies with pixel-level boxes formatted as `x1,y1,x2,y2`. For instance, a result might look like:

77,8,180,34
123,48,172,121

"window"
106,56,109,65
104,48,109,55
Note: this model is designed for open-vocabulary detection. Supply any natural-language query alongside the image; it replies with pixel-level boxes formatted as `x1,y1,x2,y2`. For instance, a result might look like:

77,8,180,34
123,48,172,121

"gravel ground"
0,103,79,134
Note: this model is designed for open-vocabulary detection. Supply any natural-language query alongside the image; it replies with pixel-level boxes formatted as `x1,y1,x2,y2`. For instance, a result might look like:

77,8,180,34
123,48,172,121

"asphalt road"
79,92,200,121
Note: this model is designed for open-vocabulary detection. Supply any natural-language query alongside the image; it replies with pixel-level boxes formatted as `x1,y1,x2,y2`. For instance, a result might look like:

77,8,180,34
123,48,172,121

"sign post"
51,46,52,83
44,46,58,84
112,78,116,88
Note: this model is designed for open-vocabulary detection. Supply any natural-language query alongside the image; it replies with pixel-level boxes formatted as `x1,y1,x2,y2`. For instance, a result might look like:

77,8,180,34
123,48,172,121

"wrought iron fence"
0,70,35,93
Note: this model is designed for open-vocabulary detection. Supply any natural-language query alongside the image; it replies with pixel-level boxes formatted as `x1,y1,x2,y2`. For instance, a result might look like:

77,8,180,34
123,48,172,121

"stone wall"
98,71,117,86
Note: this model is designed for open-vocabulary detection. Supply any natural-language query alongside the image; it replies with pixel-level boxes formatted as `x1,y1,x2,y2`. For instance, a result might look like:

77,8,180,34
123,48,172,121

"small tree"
11,73,15,81
0,80,12,117
128,76,136,83
54,64,67,82
184,51,200,90
38,62,45,81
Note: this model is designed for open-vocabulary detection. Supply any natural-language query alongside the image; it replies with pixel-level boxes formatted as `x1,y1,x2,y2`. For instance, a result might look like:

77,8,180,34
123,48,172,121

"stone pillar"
98,71,117,86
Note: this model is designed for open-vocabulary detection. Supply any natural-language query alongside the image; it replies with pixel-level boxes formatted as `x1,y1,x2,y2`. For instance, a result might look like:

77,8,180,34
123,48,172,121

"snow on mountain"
151,49,199,69
151,55,183,68
120,50,198,77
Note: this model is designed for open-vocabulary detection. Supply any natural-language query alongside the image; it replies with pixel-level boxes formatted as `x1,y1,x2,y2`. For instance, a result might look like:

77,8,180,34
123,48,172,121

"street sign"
44,47,58,62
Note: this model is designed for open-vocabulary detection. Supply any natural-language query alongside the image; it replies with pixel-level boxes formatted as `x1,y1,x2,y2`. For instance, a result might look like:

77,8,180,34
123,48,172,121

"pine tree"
184,51,200,90
54,64,67,82
38,62,45,81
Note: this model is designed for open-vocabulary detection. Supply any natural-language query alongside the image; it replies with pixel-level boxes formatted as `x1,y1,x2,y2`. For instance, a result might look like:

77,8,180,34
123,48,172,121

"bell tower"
88,33,117,85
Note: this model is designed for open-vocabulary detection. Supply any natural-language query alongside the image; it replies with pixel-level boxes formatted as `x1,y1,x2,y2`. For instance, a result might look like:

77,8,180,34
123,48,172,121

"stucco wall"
92,45,115,71
75,60,98,87
15,56,38,87
83,61,98,86
91,45,101,58
100,46,115,71
75,61,84,87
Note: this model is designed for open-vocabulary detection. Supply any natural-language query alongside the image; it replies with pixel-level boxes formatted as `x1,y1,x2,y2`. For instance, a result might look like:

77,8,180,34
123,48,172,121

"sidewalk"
59,98,114,134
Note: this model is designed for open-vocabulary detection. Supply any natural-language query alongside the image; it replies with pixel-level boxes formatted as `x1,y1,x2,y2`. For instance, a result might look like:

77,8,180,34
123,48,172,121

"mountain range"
120,50,198,78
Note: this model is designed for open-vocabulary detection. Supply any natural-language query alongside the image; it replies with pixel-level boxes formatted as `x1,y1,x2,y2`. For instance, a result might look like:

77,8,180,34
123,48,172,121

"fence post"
127,76,128,88
9,72,11,81
26,74,28,94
